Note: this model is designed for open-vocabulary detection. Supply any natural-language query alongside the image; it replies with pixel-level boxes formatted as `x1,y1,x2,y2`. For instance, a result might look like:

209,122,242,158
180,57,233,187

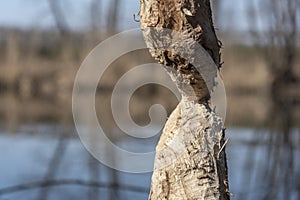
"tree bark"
140,0,230,199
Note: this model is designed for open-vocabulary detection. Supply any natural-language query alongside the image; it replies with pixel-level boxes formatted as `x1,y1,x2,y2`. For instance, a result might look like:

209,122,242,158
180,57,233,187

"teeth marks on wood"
140,0,220,102
148,103,226,199
140,0,230,199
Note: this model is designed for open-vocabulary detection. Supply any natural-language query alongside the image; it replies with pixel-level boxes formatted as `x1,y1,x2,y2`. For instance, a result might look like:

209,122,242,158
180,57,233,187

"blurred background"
0,0,299,199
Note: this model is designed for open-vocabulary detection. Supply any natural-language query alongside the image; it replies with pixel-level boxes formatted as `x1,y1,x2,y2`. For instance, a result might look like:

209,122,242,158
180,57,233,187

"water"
0,126,299,200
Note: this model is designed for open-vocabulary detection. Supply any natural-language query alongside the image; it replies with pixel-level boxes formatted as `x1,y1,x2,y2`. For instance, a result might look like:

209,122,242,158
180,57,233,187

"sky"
0,0,263,32
0,0,140,31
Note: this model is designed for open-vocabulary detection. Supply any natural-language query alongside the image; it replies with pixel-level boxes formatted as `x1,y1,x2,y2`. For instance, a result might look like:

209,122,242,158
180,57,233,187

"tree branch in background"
47,0,70,36
267,0,298,84
36,135,67,200
249,0,299,89
0,179,148,196
107,0,120,33
211,0,221,27
90,0,102,32
246,2,300,199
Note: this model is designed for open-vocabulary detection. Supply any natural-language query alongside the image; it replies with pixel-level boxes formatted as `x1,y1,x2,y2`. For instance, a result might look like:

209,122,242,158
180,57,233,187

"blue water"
0,127,299,200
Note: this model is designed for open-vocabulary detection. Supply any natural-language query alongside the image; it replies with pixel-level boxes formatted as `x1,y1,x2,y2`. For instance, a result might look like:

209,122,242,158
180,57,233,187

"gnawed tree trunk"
140,0,230,199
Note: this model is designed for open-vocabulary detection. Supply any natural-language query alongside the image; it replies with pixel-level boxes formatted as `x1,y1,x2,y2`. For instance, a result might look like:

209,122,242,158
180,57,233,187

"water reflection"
234,90,300,200
0,126,298,200
0,130,151,200
0,93,299,199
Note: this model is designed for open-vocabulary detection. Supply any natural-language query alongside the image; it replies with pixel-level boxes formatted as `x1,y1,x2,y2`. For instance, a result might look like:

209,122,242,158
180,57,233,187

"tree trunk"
140,0,230,199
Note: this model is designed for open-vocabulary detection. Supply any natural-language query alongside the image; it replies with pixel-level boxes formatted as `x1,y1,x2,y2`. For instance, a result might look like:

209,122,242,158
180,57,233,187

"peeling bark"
140,0,229,199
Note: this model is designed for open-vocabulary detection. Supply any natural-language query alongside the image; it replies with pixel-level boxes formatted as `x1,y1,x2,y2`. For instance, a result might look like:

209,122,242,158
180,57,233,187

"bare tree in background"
246,1,300,199
90,0,102,32
47,0,121,34
47,0,70,36
249,0,299,89
268,0,299,91
211,0,221,27
107,0,120,33
89,0,103,42
248,0,299,135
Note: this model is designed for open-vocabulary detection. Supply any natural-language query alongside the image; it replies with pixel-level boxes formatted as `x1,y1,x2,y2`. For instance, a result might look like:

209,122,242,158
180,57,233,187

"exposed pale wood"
140,0,230,199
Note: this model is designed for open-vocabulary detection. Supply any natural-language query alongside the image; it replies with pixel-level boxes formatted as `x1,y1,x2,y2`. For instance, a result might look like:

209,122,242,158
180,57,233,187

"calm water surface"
0,125,299,200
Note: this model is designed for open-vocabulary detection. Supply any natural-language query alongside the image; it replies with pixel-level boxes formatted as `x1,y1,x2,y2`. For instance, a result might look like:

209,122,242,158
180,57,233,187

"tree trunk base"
149,99,229,199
